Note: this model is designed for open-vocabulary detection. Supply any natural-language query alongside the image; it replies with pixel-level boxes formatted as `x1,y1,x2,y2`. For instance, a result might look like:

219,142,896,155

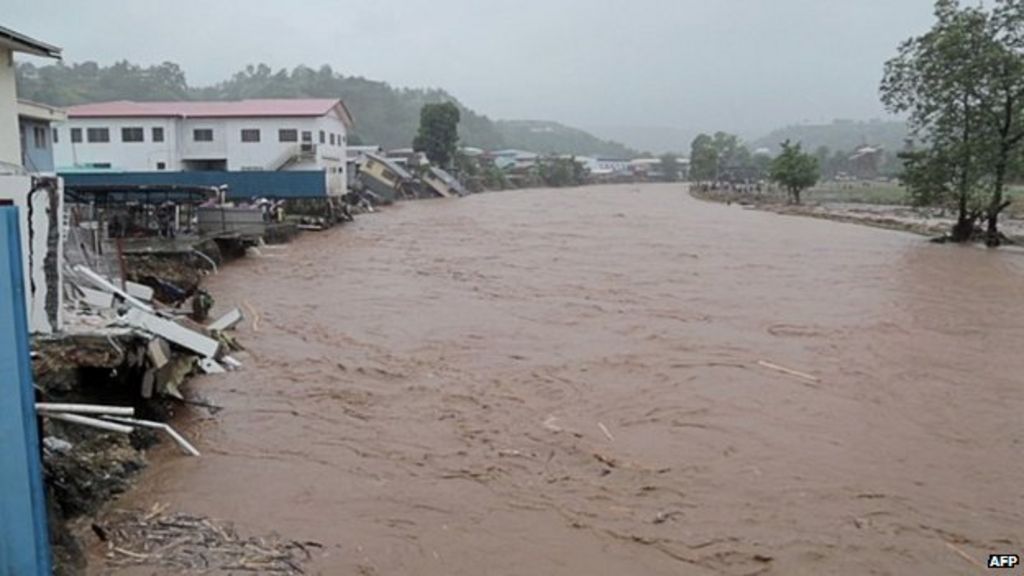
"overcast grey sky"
7,0,936,140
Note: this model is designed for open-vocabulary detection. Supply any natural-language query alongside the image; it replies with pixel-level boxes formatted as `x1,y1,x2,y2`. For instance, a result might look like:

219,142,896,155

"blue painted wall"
60,170,329,200
19,119,55,172
0,207,52,575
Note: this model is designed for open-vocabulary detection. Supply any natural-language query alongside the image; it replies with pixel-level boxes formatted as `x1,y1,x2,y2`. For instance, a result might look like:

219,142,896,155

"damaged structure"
0,25,65,335
356,152,417,203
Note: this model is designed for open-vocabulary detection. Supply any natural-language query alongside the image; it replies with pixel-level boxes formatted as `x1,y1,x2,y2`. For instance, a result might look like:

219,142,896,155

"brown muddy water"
96,184,1024,575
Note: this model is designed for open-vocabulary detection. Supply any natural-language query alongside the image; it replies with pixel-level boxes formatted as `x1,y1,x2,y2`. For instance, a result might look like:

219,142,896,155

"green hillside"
494,120,634,157
15,61,633,156
751,120,908,153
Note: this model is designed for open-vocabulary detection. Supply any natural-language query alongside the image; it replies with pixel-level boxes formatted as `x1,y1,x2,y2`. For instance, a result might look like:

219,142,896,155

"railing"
268,144,318,171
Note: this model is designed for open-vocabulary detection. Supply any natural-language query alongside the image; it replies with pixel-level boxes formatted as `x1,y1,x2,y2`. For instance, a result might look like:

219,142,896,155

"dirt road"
100,184,1024,575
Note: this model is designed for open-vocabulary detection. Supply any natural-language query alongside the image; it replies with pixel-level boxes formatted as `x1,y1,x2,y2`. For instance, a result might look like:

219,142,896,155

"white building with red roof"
53,98,354,195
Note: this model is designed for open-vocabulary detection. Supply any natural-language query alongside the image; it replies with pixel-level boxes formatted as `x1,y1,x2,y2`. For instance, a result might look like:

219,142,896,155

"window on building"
301,131,312,143
279,129,298,142
319,130,325,144
193,128,214,142
152,127,164,142
33,126,47,149
71,128,82,143
156,162,166,170
330,133,336,146
241,129,261,143
121,127,144,143
52,128,59,144
86,127,110,143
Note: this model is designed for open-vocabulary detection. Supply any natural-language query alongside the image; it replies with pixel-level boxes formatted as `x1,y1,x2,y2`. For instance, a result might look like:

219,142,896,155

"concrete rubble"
38,254,249,575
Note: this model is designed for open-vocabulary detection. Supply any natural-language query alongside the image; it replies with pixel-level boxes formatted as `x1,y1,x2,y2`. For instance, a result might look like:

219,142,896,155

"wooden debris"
543,415,563,433
96,508,318,574
598,422,615,442
121,307,221,359
756,360,820,384
945,542,984,569
209,307,243,332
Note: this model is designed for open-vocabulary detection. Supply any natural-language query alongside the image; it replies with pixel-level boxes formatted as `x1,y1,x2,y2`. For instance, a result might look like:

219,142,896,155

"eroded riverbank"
89,183,1024,575
690,185,1024,243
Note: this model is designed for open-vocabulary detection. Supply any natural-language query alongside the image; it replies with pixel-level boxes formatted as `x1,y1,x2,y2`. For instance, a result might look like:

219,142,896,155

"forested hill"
15,61,635,157
751,120,908,154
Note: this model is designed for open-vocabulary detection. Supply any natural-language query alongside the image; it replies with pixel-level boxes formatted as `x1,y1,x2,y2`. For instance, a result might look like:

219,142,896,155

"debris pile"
95,506,321,574
37,258,247,574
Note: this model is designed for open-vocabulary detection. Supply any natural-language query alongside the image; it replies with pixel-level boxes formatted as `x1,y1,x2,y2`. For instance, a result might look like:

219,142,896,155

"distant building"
596,158,631,175
18,100,66,172
490,149,538,171
421,166,467,198
1,25,61,170
0,24,64,334
54,99,354,196
358,153,416,203
849,146,883,180
347,145,384,188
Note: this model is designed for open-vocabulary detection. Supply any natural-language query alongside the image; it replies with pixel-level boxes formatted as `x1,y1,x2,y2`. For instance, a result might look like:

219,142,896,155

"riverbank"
690,184,1024,244
83,184,1024,575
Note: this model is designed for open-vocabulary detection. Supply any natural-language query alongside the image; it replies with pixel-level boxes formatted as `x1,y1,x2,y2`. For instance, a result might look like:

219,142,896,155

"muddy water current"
101,184,1024,575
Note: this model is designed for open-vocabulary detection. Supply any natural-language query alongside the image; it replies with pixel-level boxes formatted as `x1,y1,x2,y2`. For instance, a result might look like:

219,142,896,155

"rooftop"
67,99,354,127
0,24,61,58
18,100,67,123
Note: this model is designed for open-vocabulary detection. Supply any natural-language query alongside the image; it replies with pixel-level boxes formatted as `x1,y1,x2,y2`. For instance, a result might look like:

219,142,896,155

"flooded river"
104,184,1024,575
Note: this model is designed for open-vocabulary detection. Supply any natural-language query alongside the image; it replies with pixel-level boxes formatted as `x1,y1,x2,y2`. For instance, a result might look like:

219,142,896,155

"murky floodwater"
98,184,1024,575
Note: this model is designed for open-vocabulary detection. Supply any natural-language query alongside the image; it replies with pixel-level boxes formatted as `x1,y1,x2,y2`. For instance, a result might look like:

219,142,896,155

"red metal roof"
67,99,353,126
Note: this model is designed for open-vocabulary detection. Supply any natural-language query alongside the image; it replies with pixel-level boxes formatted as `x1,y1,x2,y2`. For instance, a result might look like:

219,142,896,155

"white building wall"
53,117,180,171
53,110,348,195
0,47,21,167
0,174,64,334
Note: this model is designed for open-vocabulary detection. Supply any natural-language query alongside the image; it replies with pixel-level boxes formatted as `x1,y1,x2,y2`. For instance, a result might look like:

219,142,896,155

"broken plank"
198,358,227,374
146,338,171,369
757,360,820,384
78,286,115,309
73,265,154,314
120,308,221,359
208,308,243,332
125,281,154,302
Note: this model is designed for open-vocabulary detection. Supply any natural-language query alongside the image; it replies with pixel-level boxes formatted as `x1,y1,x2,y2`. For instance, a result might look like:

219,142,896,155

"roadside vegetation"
691,0,1024,247
882,0,1024,246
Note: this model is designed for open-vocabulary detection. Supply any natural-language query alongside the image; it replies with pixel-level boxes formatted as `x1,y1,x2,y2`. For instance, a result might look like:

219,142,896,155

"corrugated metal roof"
67,99,354,127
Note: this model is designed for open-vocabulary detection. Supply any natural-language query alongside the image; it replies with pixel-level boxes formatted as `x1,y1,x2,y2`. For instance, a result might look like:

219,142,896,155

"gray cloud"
7,0,936,141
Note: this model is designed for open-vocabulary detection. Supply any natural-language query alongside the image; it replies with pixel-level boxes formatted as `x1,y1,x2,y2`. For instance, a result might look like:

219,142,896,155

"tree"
689,134,718,181
688,132,750,182
881,0,1024,244
659,154,680,182
412,102,461,169
769,140,820,204
978,0,1024,245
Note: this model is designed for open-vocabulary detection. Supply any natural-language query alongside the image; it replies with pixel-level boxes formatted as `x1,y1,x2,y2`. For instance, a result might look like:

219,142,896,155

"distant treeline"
15,61,635,157
750,120,909,155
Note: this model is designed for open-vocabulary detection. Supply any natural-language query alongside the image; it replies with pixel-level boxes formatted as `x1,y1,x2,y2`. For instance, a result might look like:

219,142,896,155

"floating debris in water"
97,505,322,574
